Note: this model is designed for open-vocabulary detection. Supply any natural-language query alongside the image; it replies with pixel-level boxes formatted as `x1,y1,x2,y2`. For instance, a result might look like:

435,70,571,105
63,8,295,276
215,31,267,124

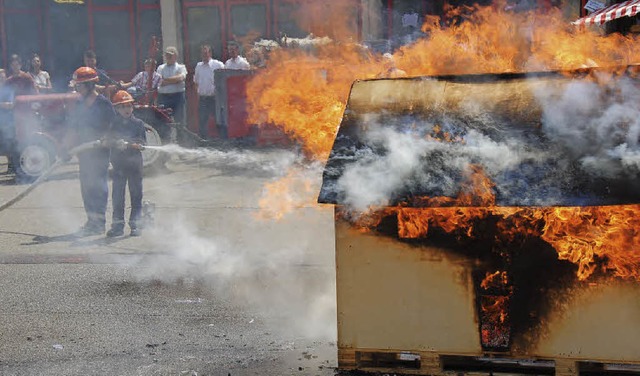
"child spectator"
107,90,146,237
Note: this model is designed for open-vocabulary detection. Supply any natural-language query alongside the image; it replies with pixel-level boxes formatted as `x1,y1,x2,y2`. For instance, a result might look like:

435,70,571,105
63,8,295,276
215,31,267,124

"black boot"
106,224,124,237
75,222,105,237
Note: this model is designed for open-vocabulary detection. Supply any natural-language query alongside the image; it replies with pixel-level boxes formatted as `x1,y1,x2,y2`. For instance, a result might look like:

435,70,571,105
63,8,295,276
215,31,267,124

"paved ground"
0,147,338,376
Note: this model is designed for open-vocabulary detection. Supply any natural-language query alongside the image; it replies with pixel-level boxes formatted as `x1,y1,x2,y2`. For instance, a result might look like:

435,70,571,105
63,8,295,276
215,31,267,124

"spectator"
224,42,250,70
6,54,37,96
83,50,115,87
156,46,187,126
0,69,15,111
69,50,116,94
193,44,224,139
0,69,16,174
120,58,162,105
29,54,52,93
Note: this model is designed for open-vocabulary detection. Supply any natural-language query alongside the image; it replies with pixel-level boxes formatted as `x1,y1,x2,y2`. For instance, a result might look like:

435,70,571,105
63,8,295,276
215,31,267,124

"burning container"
318,66,640,375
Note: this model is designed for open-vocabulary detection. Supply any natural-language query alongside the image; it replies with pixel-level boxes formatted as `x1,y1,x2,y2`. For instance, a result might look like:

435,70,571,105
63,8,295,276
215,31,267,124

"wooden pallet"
338,348,640,376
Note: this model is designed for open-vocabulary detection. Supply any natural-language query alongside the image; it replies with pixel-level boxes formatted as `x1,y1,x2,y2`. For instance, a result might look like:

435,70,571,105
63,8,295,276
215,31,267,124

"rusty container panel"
535,284,640,362
335,211,640,373
336,218,480,353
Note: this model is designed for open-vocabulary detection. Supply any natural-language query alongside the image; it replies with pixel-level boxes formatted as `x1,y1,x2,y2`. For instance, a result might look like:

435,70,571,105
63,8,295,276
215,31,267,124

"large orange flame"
250,2,640,281
247,2,640,162
394,203,640,282
350,164,640,281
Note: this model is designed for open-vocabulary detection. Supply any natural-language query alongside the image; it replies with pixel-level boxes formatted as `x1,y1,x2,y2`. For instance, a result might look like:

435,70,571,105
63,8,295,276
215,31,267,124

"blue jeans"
158,92,185,126
198,95,216,139
111,156,143,229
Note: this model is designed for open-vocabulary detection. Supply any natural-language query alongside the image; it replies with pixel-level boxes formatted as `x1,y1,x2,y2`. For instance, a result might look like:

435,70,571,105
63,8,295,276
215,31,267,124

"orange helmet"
111,90,134,105
72,66,99,84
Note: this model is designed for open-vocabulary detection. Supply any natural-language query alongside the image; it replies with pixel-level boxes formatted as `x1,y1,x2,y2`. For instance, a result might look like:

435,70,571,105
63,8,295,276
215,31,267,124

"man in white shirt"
194,44,224,139
156,46,187,127
224,42,250,71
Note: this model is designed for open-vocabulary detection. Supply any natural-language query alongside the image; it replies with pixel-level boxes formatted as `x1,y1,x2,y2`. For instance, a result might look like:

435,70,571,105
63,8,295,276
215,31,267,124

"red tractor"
2,91,174,182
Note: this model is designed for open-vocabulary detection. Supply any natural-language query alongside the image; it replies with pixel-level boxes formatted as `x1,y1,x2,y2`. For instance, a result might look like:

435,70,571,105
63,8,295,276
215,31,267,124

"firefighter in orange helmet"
106,90,146,237
67,66,116,236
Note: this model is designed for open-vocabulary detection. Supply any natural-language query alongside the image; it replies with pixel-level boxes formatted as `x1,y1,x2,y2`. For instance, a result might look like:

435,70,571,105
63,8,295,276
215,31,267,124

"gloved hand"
115,139,128,150
129,143,144,151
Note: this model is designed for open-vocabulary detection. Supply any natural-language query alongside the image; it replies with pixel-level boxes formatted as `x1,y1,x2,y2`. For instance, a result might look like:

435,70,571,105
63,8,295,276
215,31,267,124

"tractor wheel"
14,139,57,183
142,122,168,172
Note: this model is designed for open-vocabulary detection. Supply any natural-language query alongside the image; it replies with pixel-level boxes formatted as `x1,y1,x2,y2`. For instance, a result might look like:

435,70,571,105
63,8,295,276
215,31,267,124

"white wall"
160,0,184,58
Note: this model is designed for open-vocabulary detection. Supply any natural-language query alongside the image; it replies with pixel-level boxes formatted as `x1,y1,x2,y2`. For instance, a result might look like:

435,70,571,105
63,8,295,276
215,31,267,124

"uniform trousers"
78,149,110,228
110,156,143,229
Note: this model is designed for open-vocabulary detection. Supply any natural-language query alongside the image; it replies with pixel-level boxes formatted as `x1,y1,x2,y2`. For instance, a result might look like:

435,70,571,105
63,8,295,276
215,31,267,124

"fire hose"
0,139,143,212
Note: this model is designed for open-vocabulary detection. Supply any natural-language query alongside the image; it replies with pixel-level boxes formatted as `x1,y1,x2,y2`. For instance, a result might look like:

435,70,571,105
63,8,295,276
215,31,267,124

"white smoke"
336,118,543,212
334,72,640,212
536,73,640,178
126,147,336,340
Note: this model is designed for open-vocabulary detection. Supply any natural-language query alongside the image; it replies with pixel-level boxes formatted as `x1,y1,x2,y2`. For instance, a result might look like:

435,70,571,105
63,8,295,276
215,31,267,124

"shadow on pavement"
24,232,123,247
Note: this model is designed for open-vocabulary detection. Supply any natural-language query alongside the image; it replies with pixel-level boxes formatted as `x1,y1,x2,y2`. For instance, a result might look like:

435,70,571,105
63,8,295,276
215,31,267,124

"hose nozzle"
114,139,144,151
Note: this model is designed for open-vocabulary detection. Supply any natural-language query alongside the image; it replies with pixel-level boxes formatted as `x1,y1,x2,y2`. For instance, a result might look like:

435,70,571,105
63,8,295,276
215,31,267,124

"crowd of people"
0,43,252,145
0,42,251,238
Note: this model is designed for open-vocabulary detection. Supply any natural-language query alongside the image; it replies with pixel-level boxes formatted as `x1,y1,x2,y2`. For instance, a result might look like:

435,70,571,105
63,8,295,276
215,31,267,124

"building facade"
0,0,588,91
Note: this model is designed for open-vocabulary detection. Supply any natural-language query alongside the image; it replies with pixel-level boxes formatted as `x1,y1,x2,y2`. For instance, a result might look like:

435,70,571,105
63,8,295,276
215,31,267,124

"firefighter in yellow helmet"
106,90,146,237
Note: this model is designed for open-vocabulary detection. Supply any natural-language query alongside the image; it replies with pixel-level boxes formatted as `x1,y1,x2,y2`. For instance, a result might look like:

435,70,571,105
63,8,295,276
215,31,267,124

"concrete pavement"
0,148,338,376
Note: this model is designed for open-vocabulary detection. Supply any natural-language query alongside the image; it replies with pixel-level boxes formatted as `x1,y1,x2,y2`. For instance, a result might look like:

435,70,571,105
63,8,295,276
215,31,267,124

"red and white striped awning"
572,0,640,25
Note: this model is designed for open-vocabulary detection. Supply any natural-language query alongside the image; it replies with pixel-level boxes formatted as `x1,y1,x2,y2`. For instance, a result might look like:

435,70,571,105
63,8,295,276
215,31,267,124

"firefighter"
68,66,115,236
106,90,146,237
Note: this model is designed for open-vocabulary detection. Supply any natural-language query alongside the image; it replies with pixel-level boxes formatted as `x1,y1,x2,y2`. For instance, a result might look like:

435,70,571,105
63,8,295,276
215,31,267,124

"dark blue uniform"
72,94,115,231
109,115,146,231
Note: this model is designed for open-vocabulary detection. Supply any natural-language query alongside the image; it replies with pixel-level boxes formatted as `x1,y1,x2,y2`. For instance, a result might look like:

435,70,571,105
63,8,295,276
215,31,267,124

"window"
185,6,223,66
391,0,423,39
92,10,135,72
91,0,130,6
4,13,41,63
1,0,43,70
275,0,307,38
137,6,162,70
3,0,39,10
229,3,268,39
47,3,90,90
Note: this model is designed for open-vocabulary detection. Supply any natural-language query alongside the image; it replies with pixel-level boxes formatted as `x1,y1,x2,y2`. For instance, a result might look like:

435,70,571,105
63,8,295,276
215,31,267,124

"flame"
247,2,640,162
541,206,640,280
291,1,359,41
377,203,640,282
478,269,512,349
481,271,510,290
356,165,640,282
247,44,380,161
250,2,640,280
480,295,511,348
256,167,318,220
